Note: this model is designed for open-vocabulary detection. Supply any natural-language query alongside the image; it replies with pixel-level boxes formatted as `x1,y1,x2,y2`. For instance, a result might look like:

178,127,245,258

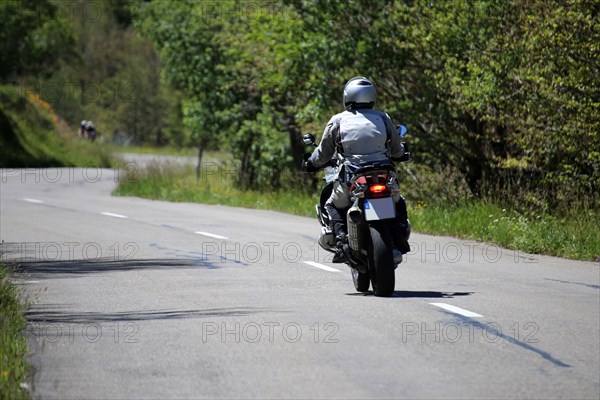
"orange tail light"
369,184,387,194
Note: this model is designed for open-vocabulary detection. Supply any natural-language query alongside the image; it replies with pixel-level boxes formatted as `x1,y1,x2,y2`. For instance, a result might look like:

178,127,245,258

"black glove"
392,142,410,162
301,153,319,173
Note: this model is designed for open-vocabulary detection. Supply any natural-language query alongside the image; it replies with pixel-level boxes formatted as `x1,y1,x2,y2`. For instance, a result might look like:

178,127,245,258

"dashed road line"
101,212,128,219
430,303,483,318
195,231,229,240
303,261,341,273
23,198,44,204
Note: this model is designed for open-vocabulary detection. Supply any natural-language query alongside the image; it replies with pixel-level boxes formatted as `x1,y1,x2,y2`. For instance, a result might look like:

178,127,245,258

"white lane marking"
101,212,128,219
195,231,228,240
303,261,341,273
430,303,483,318
23,198,44,204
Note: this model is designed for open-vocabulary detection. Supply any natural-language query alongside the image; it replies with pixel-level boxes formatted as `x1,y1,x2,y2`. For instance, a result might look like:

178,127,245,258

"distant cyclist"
85,121,97,142
78,120,87,139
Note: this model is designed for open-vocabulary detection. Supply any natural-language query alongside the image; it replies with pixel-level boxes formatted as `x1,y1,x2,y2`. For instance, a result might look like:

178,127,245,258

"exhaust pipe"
318,226,335,251
347,203,362,251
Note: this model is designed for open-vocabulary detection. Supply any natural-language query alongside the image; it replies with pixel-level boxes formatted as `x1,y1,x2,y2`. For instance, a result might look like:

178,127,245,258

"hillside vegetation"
0,85,112,168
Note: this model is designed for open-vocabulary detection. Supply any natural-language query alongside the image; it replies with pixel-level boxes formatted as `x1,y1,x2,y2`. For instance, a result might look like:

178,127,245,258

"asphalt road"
1,164,598,399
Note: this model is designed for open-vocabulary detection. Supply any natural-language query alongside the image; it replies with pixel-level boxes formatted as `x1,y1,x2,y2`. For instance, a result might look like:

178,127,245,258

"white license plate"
364,197,396,221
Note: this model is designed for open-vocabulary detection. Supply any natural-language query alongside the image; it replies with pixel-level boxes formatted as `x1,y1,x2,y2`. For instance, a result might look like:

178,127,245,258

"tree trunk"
156,127,163,147
195,140,205,181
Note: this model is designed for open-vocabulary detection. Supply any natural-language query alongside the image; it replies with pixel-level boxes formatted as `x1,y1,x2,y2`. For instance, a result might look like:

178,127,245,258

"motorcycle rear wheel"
351,268,370,292
368,224,395,297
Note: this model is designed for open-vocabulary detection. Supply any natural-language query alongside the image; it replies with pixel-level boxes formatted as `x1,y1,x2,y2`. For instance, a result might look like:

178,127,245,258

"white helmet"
343,76,376,110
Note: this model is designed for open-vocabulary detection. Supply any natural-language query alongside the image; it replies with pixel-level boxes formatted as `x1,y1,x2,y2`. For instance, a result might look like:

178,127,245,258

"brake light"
369,184,387,194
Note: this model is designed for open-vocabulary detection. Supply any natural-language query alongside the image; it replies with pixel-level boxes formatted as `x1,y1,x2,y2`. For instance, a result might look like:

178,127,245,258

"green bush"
0,265,29,400
116,162,599,261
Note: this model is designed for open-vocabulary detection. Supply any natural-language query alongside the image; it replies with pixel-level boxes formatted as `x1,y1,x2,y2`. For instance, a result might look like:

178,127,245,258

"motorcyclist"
303,76,410,263
79,120,87,139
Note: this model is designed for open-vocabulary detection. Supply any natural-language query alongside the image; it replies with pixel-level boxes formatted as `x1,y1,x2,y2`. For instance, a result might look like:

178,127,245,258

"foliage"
134,0,228,160
135,1,330,187
420,0,600,209
2,0,596,215
0,0,75,80
0,264,29,400
134,0,598,212
3,0,186,148
0,85,112,167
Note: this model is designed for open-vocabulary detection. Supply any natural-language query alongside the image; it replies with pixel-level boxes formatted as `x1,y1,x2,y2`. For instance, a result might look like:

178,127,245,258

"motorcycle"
303,125,410,297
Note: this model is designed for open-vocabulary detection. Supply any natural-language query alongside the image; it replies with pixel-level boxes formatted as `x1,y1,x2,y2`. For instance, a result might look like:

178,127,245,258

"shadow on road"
393,290,473,298
6,257,220,279
25,306,264,324
346,291,474,298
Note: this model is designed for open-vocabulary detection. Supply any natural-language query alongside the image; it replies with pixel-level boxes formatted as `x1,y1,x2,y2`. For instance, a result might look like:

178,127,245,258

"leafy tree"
310,0,599,209
135,0,230,170
391,0,599,208
132,0,598,210
21,0,185,146
0,0,75,80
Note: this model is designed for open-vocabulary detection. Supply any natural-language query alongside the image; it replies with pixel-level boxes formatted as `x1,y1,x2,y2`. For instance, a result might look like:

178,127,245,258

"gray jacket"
309,108,404,168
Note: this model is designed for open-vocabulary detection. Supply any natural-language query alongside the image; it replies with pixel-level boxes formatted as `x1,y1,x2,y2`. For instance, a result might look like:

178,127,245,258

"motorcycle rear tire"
368,224,395,297
351,268,370,292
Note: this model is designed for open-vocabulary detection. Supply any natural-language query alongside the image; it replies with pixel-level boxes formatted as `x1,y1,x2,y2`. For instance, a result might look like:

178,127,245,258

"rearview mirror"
302,133,316,146
396,125,407,137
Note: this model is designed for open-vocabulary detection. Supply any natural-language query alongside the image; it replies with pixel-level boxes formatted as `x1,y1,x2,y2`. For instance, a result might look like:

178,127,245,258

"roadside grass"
409,202,599,261
115,162,318,216
0,264,29,400
110,145,198,157
110,146,233,167
115,163,599,261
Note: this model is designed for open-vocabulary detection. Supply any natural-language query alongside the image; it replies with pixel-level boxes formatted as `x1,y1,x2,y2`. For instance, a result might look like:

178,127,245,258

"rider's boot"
391,221,411,265
392,198,411,255
331,221,348,263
